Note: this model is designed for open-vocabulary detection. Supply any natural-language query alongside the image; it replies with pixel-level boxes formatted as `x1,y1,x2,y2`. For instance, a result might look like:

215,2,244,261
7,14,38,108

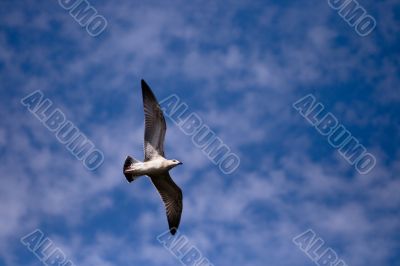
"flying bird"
123,79,183,235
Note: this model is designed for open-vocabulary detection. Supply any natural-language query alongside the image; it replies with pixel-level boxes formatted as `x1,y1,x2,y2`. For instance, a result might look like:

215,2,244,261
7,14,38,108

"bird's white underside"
125,157,172,176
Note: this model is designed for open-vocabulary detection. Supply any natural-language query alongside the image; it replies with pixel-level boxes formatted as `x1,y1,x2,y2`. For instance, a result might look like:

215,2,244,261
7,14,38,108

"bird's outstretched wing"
149,172,183,235
141,80,167,161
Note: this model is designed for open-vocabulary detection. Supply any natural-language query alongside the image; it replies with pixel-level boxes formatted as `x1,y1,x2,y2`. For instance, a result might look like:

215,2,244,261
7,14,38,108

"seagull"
123,79,183,235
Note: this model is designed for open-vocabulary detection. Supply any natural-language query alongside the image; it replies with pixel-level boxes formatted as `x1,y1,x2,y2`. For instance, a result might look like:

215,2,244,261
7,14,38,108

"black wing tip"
141,79,156,97
170,227,177,235
141,79,152,93
168,220,181,235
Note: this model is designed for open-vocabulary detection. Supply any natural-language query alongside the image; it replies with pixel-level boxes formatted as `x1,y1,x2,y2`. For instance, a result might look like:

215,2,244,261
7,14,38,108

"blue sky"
0,0,399,265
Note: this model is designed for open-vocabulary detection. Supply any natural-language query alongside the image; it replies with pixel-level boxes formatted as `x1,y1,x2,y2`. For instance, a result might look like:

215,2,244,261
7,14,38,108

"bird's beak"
178,162,183,165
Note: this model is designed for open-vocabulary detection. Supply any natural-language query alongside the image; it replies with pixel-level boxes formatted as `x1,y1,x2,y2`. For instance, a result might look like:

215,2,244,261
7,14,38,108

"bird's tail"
123,156,142,183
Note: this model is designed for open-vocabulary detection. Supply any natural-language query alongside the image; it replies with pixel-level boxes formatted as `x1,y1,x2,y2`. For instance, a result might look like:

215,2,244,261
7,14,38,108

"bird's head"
168,159,183,169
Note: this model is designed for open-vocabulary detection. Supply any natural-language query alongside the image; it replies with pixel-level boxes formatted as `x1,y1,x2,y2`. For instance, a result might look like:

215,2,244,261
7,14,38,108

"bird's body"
123,79,183,235
124,157,179,176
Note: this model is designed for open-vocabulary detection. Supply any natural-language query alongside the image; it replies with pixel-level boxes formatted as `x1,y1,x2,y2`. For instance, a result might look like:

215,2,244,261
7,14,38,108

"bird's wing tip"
170,227,177,235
